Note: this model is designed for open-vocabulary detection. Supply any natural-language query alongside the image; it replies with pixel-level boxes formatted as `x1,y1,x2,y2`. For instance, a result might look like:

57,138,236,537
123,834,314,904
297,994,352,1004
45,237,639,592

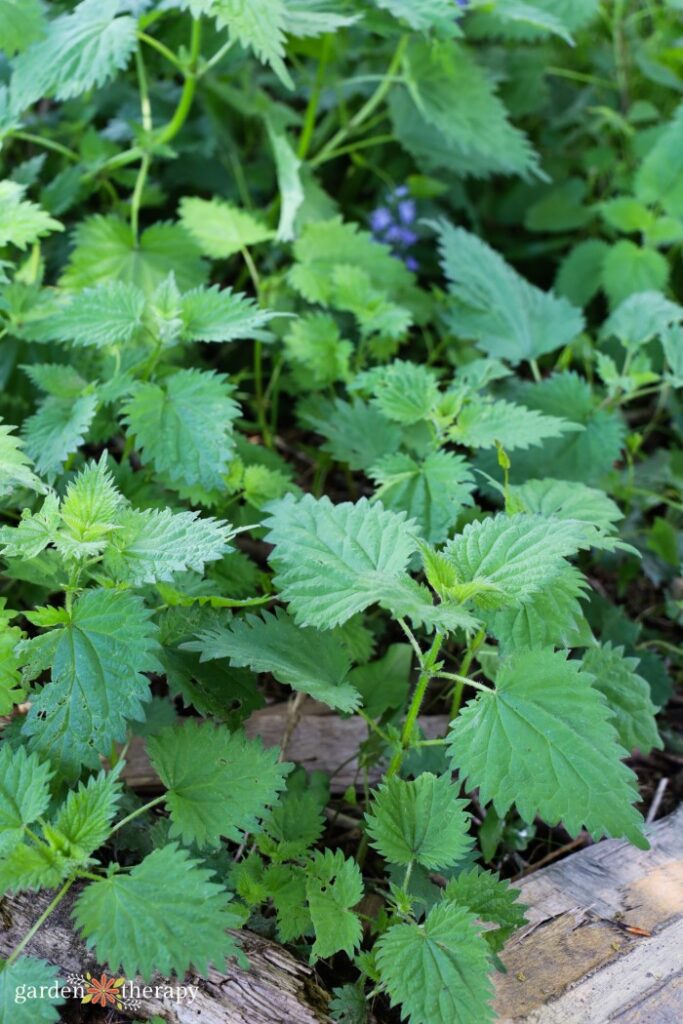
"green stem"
387,632,443,779
298,33,332,159
358,708,393,745
450,628,486,719
437,671,491,696
530,359,542,383
110,794,166,835
313,133,395,166
397,617,424,666
200,38,236,76
6,879,74,966
137,30,185,72
310,34,408,168
157,19,202,146
11,131,79,162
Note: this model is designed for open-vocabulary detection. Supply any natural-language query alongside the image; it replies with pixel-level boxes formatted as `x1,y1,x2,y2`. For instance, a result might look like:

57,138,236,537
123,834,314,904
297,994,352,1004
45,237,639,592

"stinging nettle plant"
0,1,680,1023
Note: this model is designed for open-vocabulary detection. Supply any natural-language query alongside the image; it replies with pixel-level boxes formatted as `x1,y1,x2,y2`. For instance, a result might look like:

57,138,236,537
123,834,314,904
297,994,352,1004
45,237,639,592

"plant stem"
157,18,202,146
6,879,74,966
450,627,486,719
137,30,185,72
200,38,236,76
437,671,491,696
298,33,332,159
11,131,80,162
387,632,443,779
109,794,166,835
397,617,424,666
313,132,396,166
310,34,407,168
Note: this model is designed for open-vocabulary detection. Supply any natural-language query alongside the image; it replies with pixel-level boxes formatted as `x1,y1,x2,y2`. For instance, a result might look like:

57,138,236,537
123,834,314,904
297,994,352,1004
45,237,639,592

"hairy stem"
387,632,443,778
6,879,74,967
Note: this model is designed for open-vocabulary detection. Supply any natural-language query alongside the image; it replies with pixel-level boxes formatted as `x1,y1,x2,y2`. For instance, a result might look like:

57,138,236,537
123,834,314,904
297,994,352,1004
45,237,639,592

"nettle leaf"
487,563,591,652
555,238,609,307
375,0,463,36
0,745,52,853
284,313,353,388
369,451,475,544
452,396,580,452
212,0,292,88
448,649,647,847
22,393,98,479
284,0,359,38
443,513,587,610
180,196,274,259
122,369,239,492
509,478,624,551
268,124,304,242
22,363,89,399
58,458,123,550
60,216,207,293
306,849,364,959
263,494,420,628
366,774,473,870
0,615,25,714
635,103,683,218
355,360,440,424
180,285,275,342
186,608,361,712
438,223,584,364
582,643,663,755
393,40,536,182
330,265,412,340
0,180,63,249
0,0,45,57
601,291,683,351
468,0,577,43
52,769,123,860
376,901,494,1024
349,643,411,718
444,868,526,953
298,396,402,472
73,844,243,980
0,957,63,1024
28,281,145,348
103,508,233,586
258,791,325,861
11,0,137,108
147,720,289,848
0,418,45,496
22,589,161,775
0,838,74,895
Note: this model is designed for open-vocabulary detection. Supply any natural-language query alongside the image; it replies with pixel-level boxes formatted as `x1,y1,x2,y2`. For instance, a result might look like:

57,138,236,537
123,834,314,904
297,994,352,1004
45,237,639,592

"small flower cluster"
369,186,419,271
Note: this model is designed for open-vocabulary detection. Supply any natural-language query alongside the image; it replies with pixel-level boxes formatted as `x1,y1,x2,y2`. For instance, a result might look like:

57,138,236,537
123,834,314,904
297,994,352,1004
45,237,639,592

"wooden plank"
494,807,683,1023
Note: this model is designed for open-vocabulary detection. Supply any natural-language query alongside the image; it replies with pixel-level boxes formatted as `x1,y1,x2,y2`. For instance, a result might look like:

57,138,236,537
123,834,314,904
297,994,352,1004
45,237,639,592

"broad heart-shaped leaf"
73,844,243,980
0,0,45,57
369,451,475,545
0,181,63,250
451,397,581,452
601,291,683,351
263,494,421,629
365,774,473,870
185,608,361,712
59,215,207,293
602,241,669,309
103,508,233,586
22,393,98,479
635,103,683,218
448,649,648,847
180,285,275,342
22,589,161,776
51,768,123,860
510,478,622,534
582,643,663,755
0,957,63,1024
147,720,289,848
443,513,587,610
444,868,527,953
298,396,402,472
437,222,584,364
10,0,137,108
0,744,52,854
487,563,591,652
179,196,274,259
0,417,45,497
376,900,494,1024
306,849,364,960
355,360,440,424
122,369,239,492
284,313,353,389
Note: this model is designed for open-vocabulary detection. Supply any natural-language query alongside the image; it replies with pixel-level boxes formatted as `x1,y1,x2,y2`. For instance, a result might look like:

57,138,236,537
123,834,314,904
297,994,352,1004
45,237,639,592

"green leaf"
0,0,45,56
375,0,463,35
0,417,45,497
22,393,98,479
448,648,647,847
525,179,591,231
103,508,232,586
58,458,123,551
52,769,123,859
366,774,473,870
0,745,52,853
298,396,402,472
179,196,274,259
285,313,352,388
212,0,292,88
180,285,275,342
263,494,420,628
122,369,239,492
555,239,609,307
376,901,494,1024
635,104,683,217
147,720,289,848
258,791,325,861
356,360,440,424
600,196,653,233
11,0,137,107
0,839,72,894
284,0,359,38
444,868,526,953
29,281,145,348
582,643,663,755
0,958,63,1024
60,215,207,293
601,291,683,351
73,844,242,979
0,180,63,250
22,363,89,399
306,849,364,959
0,616,25,714
398,40,538,181
443,513,587,610
349,644,411,718
452,397,581,451
22,589,160,775
369,451,475,544
487,563,591,652
438,222,584,363
602,241,669,309
268,124,304,242
185,608,361,712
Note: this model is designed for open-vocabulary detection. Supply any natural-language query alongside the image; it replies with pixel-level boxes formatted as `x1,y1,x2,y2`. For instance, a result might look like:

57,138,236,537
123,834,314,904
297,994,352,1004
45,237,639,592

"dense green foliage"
0,2,681,1022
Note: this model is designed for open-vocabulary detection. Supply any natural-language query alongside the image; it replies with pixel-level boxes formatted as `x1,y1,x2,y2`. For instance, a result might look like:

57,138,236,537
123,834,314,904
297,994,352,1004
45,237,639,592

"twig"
646,777,669,824
514,834,589,879
278,691,307,762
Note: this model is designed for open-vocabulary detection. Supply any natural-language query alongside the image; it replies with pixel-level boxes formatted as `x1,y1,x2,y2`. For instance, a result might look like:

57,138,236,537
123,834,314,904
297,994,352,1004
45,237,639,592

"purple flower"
394,185,409,198
370,207,392,233
369,186,421,273
397,199,416,225
405,256,419,272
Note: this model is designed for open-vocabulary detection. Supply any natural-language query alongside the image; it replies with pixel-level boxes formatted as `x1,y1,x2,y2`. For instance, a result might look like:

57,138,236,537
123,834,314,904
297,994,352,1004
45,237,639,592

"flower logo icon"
82,972,126,1009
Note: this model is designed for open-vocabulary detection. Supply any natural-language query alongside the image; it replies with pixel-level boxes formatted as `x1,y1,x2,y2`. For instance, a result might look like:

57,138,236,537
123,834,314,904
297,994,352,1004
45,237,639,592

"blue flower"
369,186,420,271
370,207,393,233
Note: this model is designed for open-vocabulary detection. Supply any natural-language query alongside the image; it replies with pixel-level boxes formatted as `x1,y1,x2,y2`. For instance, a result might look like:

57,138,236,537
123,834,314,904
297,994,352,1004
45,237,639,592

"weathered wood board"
494,806,683,1023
